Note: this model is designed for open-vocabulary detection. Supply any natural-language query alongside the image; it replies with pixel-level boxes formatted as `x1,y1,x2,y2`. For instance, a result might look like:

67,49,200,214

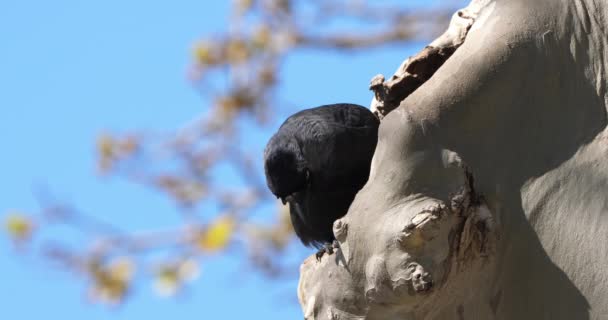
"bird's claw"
315,241,340,261
315,246,332,261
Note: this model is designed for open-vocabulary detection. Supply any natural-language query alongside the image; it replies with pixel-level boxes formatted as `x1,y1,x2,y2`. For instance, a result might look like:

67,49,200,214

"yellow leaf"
226,39,249,63
96,134,115,173
193,41,217,65
196,216,235,251
4,212,34,241
96,134,115,158
108,257,135,282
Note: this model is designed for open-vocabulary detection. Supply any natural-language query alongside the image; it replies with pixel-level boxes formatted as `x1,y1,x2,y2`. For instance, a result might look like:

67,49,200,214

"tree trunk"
297,0,608,319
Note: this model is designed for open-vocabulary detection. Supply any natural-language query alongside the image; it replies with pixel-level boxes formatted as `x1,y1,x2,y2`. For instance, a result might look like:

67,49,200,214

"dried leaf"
154,266,180,297
193,41,218,66
153,259,200,297
89,257,135,304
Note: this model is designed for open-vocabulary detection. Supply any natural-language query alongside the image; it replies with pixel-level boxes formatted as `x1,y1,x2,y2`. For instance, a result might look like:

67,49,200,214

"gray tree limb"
298,0,608,319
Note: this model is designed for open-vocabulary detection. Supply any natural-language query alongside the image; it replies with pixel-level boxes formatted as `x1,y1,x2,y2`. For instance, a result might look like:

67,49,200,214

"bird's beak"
280,195,294,205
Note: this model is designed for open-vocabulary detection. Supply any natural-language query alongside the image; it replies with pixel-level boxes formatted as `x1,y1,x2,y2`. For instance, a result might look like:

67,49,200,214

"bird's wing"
281,103,378,131
288,111,378,183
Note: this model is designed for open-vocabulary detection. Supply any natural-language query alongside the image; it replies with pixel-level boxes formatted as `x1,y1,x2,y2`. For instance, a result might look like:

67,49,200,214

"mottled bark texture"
299,0,608,319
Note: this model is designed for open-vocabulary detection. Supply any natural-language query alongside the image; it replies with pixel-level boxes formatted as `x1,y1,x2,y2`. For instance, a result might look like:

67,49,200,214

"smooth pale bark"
298,0,608,319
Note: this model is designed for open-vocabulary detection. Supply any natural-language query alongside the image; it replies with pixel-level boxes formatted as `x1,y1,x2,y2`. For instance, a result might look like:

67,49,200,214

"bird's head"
263,137,310,204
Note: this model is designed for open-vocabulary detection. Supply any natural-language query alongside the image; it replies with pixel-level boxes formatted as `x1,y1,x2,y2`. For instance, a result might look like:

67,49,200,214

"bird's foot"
315,240,340,262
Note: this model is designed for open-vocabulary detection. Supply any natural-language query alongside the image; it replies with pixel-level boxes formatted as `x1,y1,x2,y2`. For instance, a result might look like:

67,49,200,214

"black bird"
263,103,379,258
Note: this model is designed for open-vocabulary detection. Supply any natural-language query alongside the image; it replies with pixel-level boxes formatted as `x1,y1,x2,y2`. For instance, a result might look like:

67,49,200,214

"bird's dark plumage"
263,103,379,248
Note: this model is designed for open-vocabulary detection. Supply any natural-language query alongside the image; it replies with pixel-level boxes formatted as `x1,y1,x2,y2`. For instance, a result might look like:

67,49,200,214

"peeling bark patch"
457,304,465,320
489,289,502,315
475,220,489,255
369,46,458,119
464,167,481,206
449,162,476,215
369,6,478,119
406,46,458,81
408,262,434,292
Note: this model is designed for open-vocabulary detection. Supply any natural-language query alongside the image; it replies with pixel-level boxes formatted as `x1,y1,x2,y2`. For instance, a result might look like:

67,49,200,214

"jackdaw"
263,103,379,259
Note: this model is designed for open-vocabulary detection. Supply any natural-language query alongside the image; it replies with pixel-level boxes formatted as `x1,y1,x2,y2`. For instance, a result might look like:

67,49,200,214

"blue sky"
0,1,450,319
